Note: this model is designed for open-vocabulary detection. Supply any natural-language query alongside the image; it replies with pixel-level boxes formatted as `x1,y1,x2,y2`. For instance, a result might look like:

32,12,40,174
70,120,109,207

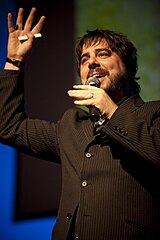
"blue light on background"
0,1,56,239
0,145,55,240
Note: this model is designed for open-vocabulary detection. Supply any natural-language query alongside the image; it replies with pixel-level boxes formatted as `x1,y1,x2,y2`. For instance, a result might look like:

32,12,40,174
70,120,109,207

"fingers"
22,7,45,34
31,16,46,34
68,85,100,98
68,85,118,119
24,7,37,31
8,13,14,33
8,8,24,34
72,84,98,90
68,90,94,106
67,87,99,109
68,89,95,100
68,85,107,108
16,8,24,30
74,99,93,106
8,7,46,41
23,7,46,33
6,7,46,63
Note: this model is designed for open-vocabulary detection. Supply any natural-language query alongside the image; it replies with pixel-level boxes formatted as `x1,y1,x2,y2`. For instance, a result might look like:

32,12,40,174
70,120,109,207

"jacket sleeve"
102,95,160,166
0,70,61,163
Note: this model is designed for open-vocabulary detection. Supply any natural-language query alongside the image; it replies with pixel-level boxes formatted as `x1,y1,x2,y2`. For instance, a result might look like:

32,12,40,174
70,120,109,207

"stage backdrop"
0,0,159,240
15,0,75,220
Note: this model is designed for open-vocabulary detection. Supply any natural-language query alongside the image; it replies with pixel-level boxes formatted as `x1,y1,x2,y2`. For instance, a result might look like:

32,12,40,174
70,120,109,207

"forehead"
81,38,110,54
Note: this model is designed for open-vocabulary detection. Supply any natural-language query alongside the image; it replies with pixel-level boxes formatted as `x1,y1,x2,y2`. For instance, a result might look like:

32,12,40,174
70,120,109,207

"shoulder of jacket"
142,100,160,112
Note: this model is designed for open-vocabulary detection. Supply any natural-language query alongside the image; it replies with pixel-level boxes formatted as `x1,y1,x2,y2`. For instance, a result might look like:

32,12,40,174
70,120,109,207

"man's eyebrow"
95,48,112,54
80,48,112,60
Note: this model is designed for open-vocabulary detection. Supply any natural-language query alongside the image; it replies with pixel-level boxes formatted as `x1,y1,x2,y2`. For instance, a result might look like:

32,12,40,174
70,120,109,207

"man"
0,7,160,240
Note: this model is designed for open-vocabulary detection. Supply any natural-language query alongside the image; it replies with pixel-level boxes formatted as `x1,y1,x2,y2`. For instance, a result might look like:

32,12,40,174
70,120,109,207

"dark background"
15,0,75,220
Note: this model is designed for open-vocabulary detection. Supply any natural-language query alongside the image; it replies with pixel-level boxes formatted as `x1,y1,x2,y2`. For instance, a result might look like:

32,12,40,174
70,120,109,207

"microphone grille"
86,76,100,88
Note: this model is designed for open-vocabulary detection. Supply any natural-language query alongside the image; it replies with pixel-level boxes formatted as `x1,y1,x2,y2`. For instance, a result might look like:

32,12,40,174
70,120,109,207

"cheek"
113,57,126,73
80,65,86,73
105,55,125,72
80,66,87,81
101,77,111,89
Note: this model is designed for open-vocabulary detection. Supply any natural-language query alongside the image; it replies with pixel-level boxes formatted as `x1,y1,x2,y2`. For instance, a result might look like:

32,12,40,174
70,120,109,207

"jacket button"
85,152,92,158
123,130,128,136
82,180,88,187
66,213,72,220
114,126,119,131
119,128,124,133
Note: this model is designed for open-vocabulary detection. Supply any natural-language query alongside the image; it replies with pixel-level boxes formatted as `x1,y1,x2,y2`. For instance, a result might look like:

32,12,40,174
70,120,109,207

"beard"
87,66,129,101
104,71,129,102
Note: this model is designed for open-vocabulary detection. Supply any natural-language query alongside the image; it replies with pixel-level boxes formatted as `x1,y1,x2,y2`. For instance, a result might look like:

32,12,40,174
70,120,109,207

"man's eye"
81,57,88,64
98,50,112,58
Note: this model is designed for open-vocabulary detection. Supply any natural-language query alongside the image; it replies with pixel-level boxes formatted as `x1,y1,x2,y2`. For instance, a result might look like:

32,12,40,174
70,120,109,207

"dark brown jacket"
0,70,160,240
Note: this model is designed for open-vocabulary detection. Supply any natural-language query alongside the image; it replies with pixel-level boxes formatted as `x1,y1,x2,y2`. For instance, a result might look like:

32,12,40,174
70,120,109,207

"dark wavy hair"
75,29,140,93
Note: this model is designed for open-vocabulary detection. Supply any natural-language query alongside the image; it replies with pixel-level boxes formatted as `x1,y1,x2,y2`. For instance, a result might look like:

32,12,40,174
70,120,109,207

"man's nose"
88,57,100,69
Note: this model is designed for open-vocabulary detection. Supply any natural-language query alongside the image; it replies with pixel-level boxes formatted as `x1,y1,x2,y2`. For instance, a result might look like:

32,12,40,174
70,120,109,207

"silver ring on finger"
90,93,94,98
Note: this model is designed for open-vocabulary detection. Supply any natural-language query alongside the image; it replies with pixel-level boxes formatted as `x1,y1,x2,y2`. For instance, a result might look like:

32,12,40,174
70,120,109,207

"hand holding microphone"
68,75,102,122
68,76,119,121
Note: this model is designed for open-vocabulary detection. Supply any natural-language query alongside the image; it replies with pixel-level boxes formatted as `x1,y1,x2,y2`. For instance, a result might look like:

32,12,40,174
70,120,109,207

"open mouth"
88,69,109,79
91,73,106,78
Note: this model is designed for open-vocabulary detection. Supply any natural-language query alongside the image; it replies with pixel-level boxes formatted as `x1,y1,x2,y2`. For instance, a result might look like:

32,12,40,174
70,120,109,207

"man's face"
80,39,127,98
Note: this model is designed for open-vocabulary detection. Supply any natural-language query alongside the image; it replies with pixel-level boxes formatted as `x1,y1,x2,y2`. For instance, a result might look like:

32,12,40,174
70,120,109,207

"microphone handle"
89,106,101,122
86,76,101,122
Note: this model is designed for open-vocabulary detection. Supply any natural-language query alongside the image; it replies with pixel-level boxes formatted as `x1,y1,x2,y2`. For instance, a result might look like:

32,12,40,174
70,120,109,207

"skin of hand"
4,7,46,70
68,84,118,119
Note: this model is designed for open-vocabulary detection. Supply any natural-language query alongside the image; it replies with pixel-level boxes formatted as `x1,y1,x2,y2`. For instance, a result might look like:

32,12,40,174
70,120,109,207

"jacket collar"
117,94,144,112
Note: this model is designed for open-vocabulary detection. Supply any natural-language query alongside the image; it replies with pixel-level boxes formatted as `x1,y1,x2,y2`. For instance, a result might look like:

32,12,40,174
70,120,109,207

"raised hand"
7,7,45,62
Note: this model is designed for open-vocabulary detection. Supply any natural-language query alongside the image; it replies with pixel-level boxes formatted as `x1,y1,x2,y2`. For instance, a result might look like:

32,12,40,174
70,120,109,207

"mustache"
87,67,109,79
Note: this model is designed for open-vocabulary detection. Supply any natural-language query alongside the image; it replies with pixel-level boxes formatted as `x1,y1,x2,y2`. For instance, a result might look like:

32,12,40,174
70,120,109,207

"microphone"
86,76,101,122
